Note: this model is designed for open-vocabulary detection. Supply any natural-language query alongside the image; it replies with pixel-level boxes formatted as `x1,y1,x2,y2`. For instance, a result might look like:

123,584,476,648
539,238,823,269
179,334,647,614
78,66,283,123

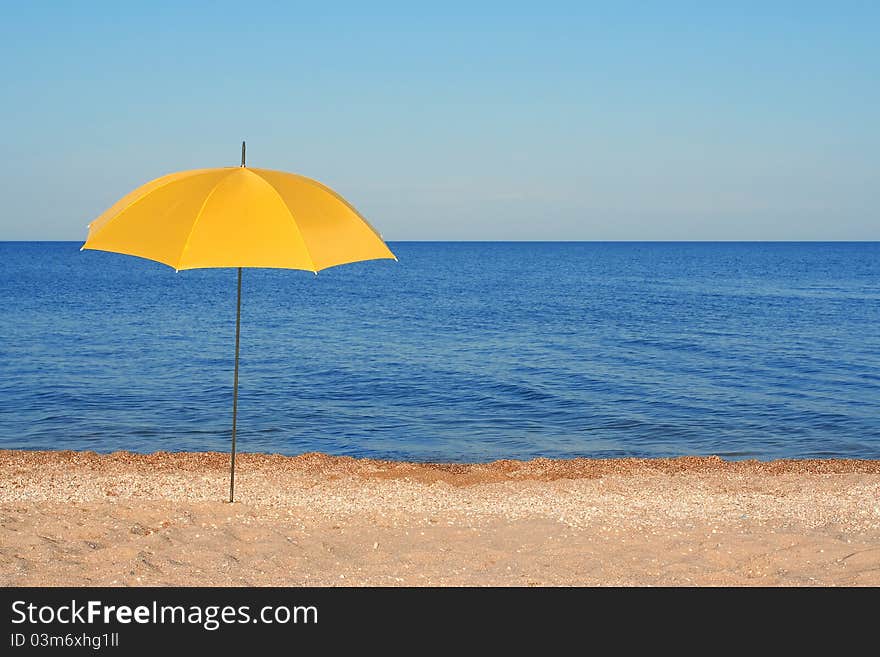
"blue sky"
1,1,877,240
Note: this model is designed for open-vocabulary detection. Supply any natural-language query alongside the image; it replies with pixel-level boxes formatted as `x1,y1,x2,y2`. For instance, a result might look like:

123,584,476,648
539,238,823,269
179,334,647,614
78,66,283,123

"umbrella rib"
246,169,319,273
175,171,234,270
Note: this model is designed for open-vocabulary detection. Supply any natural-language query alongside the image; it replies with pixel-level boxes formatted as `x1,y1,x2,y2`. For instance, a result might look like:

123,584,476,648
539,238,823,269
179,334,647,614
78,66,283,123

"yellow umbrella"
82,142,396,501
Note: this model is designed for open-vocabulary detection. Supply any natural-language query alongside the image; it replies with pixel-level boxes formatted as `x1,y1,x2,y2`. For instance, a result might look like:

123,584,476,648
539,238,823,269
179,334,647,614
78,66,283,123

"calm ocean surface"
1,241,878,461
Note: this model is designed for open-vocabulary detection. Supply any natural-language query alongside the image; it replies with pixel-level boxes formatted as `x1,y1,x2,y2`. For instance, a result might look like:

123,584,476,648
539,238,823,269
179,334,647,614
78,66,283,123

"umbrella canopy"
83,163,395,272
82,143,396,501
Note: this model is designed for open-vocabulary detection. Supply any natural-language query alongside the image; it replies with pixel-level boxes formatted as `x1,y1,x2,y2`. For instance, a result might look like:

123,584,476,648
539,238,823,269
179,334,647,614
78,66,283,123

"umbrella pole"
229,266,242,502
229,141,246,503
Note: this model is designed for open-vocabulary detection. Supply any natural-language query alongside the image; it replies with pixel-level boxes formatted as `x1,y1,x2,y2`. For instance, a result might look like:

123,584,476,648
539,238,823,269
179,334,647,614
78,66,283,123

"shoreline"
3,449,879,586
4,449,880,479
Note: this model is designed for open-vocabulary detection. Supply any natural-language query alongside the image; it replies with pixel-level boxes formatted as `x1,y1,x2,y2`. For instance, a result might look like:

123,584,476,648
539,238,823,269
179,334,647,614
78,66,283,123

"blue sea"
1,241,878,461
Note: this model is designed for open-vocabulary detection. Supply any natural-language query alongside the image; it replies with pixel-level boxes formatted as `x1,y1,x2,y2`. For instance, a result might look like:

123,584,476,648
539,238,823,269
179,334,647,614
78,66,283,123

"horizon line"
2,239,878,244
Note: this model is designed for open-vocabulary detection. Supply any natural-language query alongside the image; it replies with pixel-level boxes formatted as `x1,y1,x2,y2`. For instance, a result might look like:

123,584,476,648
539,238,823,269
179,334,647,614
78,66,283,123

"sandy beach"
1,450,879,586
